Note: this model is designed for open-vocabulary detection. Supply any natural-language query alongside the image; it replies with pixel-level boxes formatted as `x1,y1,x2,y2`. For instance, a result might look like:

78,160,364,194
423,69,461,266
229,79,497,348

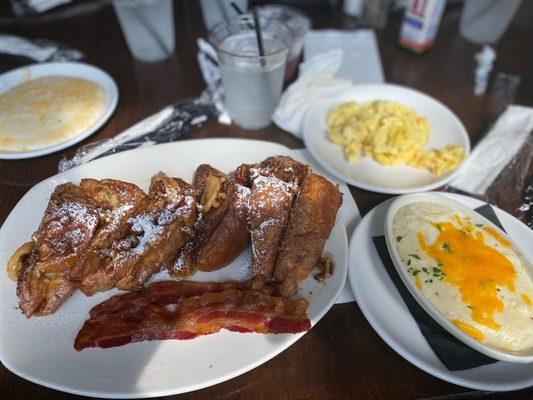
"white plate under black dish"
0,139,348,398
348,192,533,391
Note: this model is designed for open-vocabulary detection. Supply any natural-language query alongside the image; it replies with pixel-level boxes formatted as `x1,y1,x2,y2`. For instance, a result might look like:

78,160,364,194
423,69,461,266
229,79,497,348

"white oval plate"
349,192,533,391
384,192,533,363
0,62,118,159
0,139,348,398
302,84,470,194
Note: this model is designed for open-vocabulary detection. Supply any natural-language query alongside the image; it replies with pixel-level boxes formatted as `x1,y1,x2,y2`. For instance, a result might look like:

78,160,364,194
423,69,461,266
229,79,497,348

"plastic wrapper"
0,34,84,62
10,0,71,16
58,101,218,173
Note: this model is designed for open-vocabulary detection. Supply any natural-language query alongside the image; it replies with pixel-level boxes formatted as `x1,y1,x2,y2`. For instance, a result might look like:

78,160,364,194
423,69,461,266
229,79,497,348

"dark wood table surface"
0,1,531,399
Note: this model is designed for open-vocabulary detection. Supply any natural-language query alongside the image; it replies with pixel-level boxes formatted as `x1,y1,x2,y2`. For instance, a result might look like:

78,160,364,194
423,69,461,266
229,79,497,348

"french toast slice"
169,164,250,275
260,156,309,187
114,173,198,291
80,173,197,294
248,157,308,281
274,171,342,297
16,183,100,317
69,179,149,287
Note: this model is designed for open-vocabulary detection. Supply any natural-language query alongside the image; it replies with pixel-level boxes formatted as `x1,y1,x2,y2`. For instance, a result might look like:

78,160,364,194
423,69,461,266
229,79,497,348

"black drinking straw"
230,2,266,67
230,2,244,15
252,6,266,64
230,3,255,30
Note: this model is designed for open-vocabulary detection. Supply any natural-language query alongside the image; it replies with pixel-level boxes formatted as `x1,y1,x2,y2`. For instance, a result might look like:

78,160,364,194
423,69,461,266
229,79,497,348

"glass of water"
112,0,175,62
209,15,291,130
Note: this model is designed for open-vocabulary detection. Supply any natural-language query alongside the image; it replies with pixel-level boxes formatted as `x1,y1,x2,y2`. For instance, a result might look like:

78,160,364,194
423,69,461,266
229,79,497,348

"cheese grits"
0,76,105,152
392,202,533,352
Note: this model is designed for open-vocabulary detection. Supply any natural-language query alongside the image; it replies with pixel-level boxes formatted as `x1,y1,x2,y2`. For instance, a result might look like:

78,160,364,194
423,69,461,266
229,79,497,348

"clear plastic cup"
112,0,175,62
459,0,522,44
200,0,249,31
259,5,311,82
209,15,292,130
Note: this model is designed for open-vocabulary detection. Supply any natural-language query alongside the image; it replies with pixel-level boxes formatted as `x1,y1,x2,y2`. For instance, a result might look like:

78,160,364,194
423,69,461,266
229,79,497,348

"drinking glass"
200,0,249,31
112,0,175,62
258,5,311,82
459,0,522,44
209,15,291,130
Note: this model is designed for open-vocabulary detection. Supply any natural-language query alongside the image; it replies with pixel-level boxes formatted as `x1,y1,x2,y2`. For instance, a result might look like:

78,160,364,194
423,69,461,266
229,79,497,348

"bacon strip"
74,280,310,351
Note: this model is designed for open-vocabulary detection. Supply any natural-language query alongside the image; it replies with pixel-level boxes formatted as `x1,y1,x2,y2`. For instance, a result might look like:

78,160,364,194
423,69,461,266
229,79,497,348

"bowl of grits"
0,62,118,159
385,192,533,363
302,84,470,194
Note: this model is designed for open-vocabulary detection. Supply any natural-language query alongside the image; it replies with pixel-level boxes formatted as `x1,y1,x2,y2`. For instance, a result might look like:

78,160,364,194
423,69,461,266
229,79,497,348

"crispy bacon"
74,280,311,351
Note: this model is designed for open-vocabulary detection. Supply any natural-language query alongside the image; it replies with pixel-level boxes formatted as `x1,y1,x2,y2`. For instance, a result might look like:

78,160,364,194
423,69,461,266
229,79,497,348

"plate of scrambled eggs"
302,84,470,194
0,62,118,159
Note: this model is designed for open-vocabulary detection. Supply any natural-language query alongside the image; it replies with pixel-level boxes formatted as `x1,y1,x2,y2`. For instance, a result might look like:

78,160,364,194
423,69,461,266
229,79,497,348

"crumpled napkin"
450,105,533,195
272,49,352,137
0,34,84,62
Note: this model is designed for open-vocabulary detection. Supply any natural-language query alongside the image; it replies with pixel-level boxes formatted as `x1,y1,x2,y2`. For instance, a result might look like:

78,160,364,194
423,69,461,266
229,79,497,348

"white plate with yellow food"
349,192,533,391
0,139,348,398
0,62,118,159
386,193,533,363
302,84,470,194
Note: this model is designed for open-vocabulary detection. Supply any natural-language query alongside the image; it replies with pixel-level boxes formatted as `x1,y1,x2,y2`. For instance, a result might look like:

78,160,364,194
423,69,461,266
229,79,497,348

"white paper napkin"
304,29,385,84
272,49,352,137
451,105,533,195
273,29,385,137
292,148,360,304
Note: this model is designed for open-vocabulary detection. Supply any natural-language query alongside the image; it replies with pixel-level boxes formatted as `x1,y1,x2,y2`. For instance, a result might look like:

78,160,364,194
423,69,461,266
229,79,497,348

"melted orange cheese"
418,222,516,331
452,319,484,341
522,294,532,306
483,226,512,248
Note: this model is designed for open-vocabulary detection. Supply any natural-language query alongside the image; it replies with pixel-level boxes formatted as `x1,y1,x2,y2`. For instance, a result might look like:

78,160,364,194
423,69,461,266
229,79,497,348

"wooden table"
0,1,531,399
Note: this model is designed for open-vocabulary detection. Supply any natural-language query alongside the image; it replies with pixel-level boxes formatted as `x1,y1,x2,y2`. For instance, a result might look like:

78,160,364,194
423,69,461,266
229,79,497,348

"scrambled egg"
326,100,465,176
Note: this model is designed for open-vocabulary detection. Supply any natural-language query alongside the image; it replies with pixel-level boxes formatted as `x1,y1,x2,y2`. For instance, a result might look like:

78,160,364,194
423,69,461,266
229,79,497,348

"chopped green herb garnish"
475,223,484,227
442,243,451,253
396,236,403,242
430,265,445,280
409,254,421,260
467,305,473,310
435,224,442,231
407,260,411,266
422,267,428,273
